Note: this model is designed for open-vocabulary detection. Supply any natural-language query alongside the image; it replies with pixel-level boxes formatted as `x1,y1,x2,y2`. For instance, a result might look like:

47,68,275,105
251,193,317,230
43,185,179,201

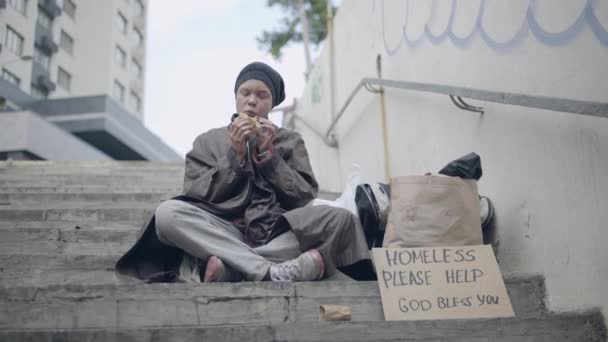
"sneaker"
203,256,242,282
269,249,325,282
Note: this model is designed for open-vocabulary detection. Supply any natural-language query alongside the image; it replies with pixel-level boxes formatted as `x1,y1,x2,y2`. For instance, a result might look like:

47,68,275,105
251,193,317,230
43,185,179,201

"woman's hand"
229,117,256,163
256,117,276,153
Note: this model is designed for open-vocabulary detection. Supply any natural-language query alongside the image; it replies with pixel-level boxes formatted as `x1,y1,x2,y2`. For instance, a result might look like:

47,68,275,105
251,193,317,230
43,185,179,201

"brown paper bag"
383,175,482,247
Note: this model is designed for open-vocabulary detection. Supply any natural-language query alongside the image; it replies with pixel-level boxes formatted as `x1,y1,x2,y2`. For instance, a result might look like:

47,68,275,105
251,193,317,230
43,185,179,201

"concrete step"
0,161,603,340
0,207,153,222
1,312,604,342
0,200,164,210
0,191,338,206
0,165,184,172
0,160,183,171
0,254,119,286
0,278,547,330
0,165,185,180
0,192,178,205
0,169,184,176
0,248,545,318
0,228,138,255
0,170,184,177
0,186,183,193
0,175,183,187
0,201,332,222
0,253,347,286
0,220,138,230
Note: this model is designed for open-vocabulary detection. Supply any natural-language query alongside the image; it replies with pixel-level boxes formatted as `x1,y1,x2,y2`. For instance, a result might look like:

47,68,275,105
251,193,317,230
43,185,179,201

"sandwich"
238,112,262,132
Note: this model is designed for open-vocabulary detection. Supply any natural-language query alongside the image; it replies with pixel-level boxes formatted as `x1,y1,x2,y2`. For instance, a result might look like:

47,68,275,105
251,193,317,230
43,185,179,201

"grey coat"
115,120,369,282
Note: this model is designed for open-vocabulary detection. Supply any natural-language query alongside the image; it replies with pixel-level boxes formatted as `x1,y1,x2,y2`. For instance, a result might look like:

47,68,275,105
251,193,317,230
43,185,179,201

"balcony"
38,0,61,18
34,75,56,92
35,33,58,55
31,63,56,93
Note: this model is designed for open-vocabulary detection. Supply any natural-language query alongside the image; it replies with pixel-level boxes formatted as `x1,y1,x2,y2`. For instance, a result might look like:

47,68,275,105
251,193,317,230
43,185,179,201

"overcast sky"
144,0,313,157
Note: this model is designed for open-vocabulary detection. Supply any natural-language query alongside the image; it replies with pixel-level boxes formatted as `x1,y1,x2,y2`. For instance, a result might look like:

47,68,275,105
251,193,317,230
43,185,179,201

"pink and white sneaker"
269,249,325,282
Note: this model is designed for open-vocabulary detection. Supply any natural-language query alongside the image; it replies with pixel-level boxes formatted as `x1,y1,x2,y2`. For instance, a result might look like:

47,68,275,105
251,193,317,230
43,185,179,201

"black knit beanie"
234,62,285,107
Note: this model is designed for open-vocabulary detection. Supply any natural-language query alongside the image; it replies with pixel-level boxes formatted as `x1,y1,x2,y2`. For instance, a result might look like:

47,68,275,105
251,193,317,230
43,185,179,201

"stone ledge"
0,277,546,328
0,312,604,341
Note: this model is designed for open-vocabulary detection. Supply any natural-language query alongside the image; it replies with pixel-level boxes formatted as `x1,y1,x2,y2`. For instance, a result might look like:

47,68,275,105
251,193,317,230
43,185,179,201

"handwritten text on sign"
372,245,514,321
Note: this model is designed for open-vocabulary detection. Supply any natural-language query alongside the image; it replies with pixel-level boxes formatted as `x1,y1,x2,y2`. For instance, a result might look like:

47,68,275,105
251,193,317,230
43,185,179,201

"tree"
257,0,336,60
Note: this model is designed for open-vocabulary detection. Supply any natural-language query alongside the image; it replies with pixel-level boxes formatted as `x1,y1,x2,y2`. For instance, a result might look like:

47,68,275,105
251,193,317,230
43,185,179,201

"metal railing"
272,100,328,143
273,68,608,183
319,77,608,147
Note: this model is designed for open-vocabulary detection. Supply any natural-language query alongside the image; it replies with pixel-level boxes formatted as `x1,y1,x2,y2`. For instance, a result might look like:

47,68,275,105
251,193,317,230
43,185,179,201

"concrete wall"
69,0,113,99
25,95,182,161
110,0,147,120
296,0,608,319
0,111,111,160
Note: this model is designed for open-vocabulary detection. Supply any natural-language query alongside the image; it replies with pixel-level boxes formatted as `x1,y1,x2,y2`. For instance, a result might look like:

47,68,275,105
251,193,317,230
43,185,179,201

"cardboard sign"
372,245,514,321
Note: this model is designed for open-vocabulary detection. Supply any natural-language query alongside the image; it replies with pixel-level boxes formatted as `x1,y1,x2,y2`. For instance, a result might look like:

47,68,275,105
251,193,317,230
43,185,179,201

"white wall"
295,47,343,192
296,0,608,318
1,1,147,120
69,0,114,98
111,0,147,120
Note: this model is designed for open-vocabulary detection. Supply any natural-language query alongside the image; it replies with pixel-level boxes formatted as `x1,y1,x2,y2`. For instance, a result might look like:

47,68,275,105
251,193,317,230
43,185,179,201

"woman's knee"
154,200,184,238
320,206,360,233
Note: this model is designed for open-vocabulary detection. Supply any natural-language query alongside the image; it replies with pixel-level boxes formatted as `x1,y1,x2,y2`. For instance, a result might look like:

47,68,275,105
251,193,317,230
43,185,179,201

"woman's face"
235,79,273,118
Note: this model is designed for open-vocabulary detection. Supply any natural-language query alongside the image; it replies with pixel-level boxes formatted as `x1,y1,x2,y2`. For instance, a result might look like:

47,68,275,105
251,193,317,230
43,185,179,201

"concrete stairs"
0,161,605,341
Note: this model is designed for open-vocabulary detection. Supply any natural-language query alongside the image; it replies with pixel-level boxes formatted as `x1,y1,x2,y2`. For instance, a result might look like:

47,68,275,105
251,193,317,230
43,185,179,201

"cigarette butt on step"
319,304,352,321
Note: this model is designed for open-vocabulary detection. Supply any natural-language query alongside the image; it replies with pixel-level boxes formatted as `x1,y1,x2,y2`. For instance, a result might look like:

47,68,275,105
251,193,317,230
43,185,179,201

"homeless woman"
115,62,370,283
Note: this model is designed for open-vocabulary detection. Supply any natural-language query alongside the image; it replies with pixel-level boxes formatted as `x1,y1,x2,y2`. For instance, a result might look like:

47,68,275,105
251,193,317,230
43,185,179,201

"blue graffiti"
381,0,608,55
478,1,529,51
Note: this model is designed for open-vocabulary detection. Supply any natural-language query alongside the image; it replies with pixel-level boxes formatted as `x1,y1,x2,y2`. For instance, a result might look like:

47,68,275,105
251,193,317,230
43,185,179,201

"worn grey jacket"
183,123,319,245
115,120,322,282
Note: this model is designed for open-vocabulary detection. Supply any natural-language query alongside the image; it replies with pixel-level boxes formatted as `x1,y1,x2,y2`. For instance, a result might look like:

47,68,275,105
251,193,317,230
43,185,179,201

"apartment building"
0,0,180,161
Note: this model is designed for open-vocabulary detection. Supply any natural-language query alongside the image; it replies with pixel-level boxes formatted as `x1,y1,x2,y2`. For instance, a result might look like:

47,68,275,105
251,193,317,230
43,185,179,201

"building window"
131,58,142,79
37,8,52,29
130,90,141,112
31,85,49,99
34,47,50,70
114,45,126,68
59,30,74,55
134,0,144,16
63,0,76,19
2,69,21,86
113,80,125,103
57,67,71,91
8,0,28,16
117,11,128,34
5,26,24,56
132,27,143,47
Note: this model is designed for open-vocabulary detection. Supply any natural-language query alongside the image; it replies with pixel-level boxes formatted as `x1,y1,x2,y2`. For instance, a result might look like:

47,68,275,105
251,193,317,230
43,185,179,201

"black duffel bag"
355,183,390,249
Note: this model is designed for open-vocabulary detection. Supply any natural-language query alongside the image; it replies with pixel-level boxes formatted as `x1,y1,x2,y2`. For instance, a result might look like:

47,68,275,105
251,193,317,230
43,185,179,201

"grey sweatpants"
154,199,301,281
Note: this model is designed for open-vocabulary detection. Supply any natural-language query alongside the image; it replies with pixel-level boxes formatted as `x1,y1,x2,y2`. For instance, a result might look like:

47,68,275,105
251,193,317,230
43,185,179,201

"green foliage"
257,0,336,60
